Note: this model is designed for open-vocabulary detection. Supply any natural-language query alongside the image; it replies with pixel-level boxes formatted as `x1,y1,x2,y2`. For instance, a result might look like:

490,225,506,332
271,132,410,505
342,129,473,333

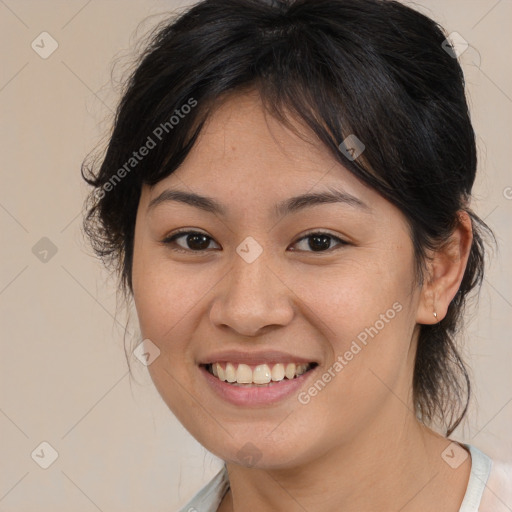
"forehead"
146,90,378,210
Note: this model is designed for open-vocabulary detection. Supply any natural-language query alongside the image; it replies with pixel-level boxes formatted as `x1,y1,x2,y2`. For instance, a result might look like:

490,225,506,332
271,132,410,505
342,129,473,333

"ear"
416,211,473,325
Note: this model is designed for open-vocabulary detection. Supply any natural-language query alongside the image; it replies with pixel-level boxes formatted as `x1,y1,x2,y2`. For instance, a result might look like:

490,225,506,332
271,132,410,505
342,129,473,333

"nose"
209,249,295,337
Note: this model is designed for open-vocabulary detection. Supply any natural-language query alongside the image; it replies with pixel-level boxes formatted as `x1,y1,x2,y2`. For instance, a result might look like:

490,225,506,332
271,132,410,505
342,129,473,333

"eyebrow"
147,186,370,217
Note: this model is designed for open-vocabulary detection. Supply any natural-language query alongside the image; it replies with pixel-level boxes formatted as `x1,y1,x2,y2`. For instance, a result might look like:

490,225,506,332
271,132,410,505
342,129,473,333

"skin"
131,89,473,511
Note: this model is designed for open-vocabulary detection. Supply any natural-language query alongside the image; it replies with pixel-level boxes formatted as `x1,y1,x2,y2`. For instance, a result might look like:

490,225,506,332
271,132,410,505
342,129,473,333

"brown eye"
162,231,220,252
291,232,348,253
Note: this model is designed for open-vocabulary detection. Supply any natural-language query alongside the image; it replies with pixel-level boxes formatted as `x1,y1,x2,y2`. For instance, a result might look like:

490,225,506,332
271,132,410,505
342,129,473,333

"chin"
198,429,319,471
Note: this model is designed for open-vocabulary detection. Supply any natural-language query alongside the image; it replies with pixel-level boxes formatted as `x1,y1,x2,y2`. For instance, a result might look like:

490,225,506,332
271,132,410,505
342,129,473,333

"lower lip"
200,365,317,406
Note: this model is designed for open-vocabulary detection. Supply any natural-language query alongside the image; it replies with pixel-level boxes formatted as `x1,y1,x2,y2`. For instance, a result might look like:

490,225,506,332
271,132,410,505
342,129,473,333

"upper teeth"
211,362,310,384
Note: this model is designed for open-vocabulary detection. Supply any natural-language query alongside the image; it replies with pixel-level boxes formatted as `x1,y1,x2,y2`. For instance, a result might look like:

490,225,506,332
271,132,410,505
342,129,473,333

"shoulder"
178,465,229,512
479,457,512,512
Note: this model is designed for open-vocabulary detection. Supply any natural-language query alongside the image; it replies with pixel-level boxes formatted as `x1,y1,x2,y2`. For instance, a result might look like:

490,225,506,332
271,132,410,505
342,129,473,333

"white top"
179,444,512,511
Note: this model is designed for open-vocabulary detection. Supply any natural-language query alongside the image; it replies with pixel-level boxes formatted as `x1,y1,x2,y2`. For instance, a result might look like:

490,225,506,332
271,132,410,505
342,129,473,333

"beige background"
0,0,511,510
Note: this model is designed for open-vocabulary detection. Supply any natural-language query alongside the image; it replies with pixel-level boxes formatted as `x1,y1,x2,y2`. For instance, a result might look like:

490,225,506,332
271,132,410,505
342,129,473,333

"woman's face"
132,90,424,469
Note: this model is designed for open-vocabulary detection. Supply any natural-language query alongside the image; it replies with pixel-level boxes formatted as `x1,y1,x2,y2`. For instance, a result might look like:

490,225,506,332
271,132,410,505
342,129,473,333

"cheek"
131,256,208,428
132,222,199,337
131,234,195,365
293,253,412,344
291,253,416,415
133,261,202,352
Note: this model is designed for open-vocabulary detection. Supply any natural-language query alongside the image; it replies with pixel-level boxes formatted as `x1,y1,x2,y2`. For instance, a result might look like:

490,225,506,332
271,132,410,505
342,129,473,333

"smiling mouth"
203,362,318,386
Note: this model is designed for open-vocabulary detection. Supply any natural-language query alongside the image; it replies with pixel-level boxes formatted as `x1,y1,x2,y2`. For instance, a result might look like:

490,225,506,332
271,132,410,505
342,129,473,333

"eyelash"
161,229,349,254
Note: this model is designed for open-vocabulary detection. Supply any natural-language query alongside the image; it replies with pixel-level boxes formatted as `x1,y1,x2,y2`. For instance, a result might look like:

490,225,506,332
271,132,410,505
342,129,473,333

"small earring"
433,311,438,319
